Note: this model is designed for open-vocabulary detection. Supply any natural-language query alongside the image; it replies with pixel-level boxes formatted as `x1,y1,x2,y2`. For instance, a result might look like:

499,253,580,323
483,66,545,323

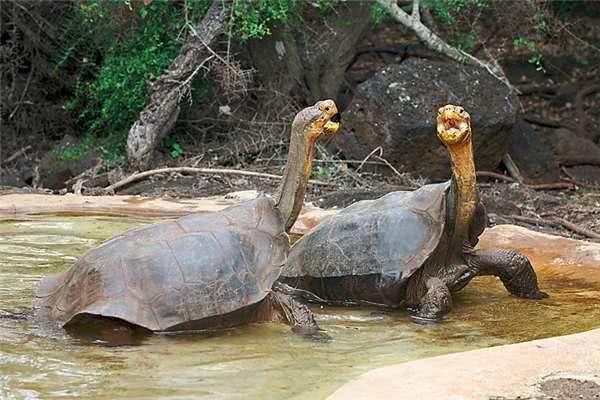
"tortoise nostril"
331,113,340,123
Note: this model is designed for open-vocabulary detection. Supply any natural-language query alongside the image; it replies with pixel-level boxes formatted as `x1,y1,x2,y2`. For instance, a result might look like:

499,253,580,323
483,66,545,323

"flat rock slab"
329,225,600,400
0,191,332,235
479,224,600,271
328,328,600,400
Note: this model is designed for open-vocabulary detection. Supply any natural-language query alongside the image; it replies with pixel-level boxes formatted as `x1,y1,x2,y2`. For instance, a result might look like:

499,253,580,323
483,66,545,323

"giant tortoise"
281,105,547,321
34,100,341,335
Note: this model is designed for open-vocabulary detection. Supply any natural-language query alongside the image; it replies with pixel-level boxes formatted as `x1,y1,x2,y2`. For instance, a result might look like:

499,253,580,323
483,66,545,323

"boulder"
337,59,518,180
553,128,600,167
508,119,560,183
38,135,99,190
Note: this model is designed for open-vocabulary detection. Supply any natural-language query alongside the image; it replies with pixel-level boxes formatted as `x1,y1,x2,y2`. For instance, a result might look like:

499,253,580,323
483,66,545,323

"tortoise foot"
269,285,325,336
410,277,452,323
472,249,548,300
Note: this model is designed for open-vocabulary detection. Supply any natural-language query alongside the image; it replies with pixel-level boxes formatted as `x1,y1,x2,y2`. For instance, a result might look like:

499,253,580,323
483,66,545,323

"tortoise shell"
282,182,450,285
35,196,288,332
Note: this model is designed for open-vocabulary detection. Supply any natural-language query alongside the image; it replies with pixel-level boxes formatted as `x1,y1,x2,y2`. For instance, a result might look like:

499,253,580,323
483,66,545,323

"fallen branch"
256,157,388,166
527,182,576,191
476,171,514,182
501,153,524,184
103,166,334,193
476,170,574,190
555,217,600,240
506,214,600,240
1,145,32,166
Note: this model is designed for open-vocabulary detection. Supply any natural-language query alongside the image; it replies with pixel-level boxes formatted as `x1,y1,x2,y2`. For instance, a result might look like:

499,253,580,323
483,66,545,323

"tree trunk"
247,2,372,106
126,1,225,171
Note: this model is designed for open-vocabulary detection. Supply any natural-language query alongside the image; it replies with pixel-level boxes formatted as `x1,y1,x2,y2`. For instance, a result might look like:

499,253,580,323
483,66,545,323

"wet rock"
337,59,518,180
478,224,600,271
38,135,99,190
508,120,560,184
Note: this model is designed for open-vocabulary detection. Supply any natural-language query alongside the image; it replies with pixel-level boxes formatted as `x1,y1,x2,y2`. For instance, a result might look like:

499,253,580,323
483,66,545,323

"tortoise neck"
275,126,316,233
448,136,477,245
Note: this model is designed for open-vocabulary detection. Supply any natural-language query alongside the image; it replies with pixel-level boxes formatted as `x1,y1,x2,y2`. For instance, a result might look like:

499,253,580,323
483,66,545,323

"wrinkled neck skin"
275,125,317,233
447,136,478,247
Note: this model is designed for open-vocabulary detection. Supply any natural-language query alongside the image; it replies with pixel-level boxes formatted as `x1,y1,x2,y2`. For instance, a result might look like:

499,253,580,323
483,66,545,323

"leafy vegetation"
424,0,490,25
60,0,209,165
53,0,572,167
513,36,546,73
370,2,392,25
59,0,298,165
162,136,184,159
228,0,300,41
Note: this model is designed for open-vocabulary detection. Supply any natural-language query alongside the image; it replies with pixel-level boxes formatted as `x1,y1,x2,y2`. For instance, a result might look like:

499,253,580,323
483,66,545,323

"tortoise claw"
409,277,452,324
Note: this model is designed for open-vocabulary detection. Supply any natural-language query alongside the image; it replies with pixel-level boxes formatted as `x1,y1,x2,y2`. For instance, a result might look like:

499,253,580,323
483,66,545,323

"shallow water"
1,216,599,400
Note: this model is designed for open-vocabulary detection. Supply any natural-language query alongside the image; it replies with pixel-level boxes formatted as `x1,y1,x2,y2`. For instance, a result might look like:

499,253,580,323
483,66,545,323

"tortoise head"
292,99,341,143
436,105,471,146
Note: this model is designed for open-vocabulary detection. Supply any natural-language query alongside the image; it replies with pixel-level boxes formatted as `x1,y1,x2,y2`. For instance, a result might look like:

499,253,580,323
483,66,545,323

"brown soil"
492,378,600,400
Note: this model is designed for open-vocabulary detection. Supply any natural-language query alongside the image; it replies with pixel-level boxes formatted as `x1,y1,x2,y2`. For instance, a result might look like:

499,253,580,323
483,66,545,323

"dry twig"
501,153,524,184
103,166,334,193
1,145,32,166
507,214,600,240
476,171,514,182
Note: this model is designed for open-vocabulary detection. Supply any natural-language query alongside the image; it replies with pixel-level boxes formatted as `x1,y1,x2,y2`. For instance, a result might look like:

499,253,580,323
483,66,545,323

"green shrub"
61,0,211,165
513,36,546,73
229,0,300,41
424,0,490,25
59,0,305,165
370,2,392,25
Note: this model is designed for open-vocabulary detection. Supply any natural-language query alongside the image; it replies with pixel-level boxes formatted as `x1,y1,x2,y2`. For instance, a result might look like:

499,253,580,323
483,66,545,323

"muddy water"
1,217,600,400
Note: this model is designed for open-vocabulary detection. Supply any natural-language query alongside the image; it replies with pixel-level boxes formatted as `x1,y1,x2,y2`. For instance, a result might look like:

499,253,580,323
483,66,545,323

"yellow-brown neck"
447,136,477,245
275,128,318,233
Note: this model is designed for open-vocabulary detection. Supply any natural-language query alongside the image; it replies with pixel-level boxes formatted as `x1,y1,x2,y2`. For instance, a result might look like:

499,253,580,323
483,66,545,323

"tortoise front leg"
469,249,548,299
269,282,328,339
412,277,452,322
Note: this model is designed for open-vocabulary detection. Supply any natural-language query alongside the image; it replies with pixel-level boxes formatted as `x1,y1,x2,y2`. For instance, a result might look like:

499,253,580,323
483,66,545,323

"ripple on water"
0,216,599,399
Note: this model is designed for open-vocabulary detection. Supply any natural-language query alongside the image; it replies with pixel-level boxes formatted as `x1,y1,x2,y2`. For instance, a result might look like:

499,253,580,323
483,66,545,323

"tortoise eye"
331,113,341,123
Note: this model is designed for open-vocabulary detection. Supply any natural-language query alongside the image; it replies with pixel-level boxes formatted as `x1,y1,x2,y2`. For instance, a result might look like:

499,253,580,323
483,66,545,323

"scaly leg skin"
411,277,452,323
270,282,330,341
470,248,548,299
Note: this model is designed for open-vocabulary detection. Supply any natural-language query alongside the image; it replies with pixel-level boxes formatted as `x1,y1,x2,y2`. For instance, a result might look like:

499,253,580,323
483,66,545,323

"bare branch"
103,167,334,193
376,0,515,91
412,0,420,22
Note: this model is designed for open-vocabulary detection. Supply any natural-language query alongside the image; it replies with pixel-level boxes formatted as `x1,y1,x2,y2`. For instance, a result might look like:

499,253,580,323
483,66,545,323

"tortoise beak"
324,114,341,135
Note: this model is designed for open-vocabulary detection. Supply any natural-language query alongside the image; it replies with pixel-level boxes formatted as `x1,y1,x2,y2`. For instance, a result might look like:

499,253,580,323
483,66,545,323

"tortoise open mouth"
436,105,470,145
